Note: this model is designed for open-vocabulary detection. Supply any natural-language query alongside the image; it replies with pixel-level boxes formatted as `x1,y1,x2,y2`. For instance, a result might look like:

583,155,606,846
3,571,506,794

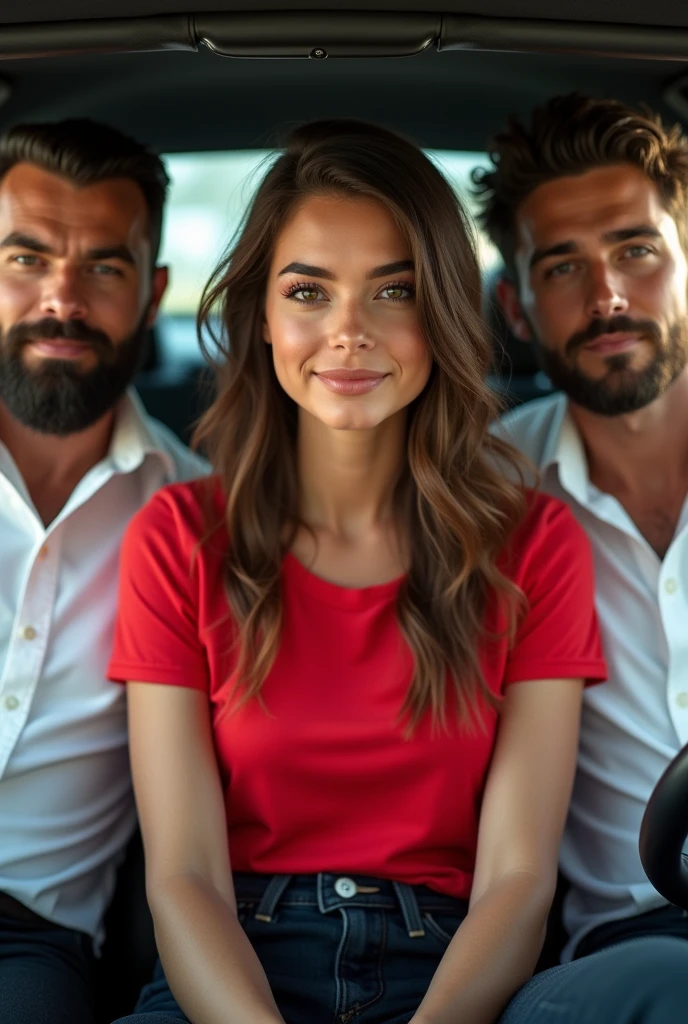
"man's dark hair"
473,93,688,278
0,118,170,263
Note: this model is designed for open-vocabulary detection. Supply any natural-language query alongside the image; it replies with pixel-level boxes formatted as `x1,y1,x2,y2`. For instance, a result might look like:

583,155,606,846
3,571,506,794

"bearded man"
0,119,206,1024
478,94,688,1022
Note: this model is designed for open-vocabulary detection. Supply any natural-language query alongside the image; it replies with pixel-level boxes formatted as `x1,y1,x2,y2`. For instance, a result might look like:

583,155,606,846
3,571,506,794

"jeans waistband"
232,872,468,940
0,891,58,930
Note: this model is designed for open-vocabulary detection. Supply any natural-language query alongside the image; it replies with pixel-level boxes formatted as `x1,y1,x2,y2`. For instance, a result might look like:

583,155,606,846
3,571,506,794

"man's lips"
582,334,642,356
27,339,96,359
314,368,389,395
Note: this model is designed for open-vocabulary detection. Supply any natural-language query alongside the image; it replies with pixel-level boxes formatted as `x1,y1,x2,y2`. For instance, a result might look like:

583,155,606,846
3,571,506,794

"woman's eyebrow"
278,261,335,280
278,259,414,280
366,260,414,279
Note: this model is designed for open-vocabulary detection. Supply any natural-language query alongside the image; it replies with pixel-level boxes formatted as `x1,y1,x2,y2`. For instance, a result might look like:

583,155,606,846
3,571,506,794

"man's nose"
585,263,629,320
39,267,89,322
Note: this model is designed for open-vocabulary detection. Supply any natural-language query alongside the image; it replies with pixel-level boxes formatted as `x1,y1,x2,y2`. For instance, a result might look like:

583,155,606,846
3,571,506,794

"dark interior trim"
197,12,440,58
1,11,688,63
440,14,688,61
0,15,196,60
0,11,441,61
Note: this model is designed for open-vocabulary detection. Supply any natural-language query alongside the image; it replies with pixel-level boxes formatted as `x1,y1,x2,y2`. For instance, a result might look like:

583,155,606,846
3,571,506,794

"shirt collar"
539,394,593,508
108,387,174,478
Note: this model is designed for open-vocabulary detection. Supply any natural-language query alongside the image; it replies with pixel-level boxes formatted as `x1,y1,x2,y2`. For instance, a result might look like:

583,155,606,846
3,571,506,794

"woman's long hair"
194,119,526,731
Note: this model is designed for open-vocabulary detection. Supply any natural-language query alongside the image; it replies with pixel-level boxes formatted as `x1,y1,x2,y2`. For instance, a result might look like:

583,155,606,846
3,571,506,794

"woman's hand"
409,676,584,1024
128,682,286,1024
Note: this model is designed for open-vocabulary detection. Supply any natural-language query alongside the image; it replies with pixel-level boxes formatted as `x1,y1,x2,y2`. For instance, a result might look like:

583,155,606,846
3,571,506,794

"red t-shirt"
108,479,605,900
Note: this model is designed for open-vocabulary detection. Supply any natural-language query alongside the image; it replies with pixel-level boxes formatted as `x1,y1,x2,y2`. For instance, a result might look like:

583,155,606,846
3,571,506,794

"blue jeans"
501,905,688,1024
114,877,688,1024
113,872,469,1024
0,899,95,1024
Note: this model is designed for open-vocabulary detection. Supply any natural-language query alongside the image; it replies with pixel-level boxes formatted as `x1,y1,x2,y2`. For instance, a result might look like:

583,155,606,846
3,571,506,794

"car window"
156,149,498,366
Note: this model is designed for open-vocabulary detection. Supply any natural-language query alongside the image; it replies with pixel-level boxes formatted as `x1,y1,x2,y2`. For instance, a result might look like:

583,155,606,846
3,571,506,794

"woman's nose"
328,304,374,352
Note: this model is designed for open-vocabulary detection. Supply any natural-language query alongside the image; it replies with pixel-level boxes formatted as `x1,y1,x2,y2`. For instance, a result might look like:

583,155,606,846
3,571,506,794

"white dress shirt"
0,389,208,948
499,392,688,960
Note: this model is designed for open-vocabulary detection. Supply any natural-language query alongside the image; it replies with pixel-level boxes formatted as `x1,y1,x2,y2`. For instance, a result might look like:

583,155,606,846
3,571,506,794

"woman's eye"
377,283,415,301
285,283,323,304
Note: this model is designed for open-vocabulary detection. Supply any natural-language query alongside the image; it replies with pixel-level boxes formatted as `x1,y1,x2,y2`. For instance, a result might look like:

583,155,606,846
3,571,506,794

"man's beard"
531,314,688,416
0,313,149,436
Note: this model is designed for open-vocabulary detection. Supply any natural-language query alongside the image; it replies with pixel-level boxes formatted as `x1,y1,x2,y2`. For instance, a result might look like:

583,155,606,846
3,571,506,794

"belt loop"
254,874,293,923
392,880,425,938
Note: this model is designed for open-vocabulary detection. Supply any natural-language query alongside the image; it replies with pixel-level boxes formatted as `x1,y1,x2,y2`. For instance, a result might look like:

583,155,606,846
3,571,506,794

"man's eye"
11,254,41,266
623,245,652,259
92,264,122,276
546,262,576,278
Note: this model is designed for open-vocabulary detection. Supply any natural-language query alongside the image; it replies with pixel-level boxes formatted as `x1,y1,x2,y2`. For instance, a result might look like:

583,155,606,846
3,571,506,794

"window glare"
158,149,498,318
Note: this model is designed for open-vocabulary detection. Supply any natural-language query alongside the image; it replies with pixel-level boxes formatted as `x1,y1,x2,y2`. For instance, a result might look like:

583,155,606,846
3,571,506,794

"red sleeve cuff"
504,658,607,687
107,660,209,691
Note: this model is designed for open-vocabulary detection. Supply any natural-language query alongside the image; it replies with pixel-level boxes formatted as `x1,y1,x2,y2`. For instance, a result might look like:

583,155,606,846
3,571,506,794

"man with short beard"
475,95,688,1021
0,120,207,1023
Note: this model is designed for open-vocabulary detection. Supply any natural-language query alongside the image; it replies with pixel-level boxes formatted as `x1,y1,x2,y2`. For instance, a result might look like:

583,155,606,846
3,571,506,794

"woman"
109,120,605,1024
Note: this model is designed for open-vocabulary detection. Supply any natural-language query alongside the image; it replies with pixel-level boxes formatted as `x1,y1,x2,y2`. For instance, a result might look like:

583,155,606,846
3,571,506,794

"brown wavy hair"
473,93,688,276
194,119,527,730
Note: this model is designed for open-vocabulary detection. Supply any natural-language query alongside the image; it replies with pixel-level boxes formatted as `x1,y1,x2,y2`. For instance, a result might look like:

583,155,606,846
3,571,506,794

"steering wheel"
638,743,688,911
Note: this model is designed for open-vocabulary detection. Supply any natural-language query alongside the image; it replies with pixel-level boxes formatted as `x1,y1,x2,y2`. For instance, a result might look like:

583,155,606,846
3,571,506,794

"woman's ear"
496,278,532,342
263,319,272,345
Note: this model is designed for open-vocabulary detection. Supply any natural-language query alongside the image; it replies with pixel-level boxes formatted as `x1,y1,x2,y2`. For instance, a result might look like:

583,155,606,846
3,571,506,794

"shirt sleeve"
503,495,607,686
107,486,209,691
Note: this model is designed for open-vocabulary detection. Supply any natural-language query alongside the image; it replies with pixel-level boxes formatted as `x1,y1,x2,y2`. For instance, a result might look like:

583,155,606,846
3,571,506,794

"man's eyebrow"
86,245,136,266
529,241,578,270
278,261,335,280
0,232,53,254
0,235,137,266
529,225,663,270
366,259,414,279
601,224,662,244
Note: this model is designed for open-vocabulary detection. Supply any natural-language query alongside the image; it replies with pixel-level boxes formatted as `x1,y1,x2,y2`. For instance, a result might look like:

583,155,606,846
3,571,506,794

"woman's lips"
314,369,389,395
583,334,641,356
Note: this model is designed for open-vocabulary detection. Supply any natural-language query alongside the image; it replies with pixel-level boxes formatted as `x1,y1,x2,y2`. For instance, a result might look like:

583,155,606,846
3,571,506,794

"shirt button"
21,625,37,641
4,695,19,711
664,578,678,595
37,545,49,560
676,692,688,709
334,877,357,899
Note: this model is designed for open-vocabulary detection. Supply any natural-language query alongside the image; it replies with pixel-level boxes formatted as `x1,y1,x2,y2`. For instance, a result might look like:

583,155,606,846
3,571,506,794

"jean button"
334,877,357,898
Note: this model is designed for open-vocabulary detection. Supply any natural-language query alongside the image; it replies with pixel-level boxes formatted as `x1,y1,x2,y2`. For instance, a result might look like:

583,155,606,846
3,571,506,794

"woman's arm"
127,681,285,1024
411,676,584,1024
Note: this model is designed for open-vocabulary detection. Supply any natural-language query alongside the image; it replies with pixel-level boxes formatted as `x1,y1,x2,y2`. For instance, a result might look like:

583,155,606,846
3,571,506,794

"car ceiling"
1,2,688,153
6,3,688,27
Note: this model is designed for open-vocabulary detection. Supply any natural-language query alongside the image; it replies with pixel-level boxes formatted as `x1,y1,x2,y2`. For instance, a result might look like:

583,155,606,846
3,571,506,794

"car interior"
2,1,688,1019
